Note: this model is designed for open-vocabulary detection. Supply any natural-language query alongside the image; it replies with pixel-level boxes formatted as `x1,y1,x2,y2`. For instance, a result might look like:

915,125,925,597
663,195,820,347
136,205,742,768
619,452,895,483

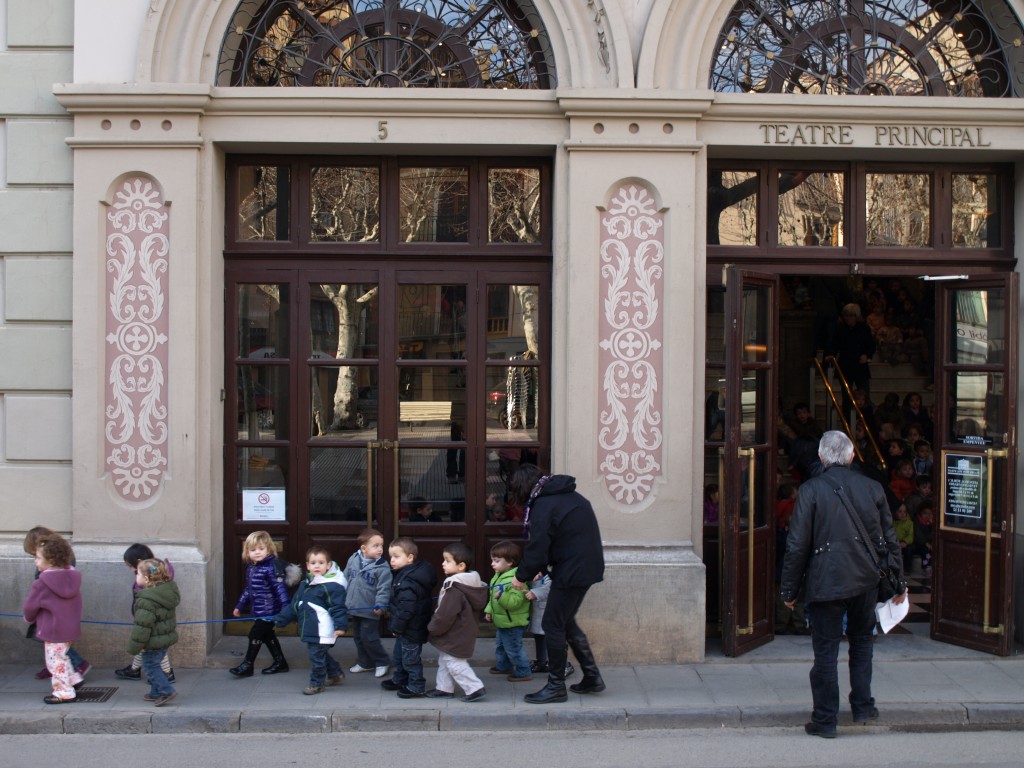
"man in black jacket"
781,431,906,738
509,465,605,704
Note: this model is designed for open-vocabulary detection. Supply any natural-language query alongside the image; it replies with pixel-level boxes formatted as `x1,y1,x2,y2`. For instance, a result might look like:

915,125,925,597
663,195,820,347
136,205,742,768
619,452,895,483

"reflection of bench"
399,401,452,429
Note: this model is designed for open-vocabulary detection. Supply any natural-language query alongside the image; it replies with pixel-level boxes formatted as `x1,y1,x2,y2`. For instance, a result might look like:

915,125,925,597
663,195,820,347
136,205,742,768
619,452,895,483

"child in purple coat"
230,530,295,677
23,535,83,703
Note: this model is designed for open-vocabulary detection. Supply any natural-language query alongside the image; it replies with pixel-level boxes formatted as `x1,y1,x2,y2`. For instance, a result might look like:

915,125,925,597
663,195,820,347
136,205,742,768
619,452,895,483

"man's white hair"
818,430,854,468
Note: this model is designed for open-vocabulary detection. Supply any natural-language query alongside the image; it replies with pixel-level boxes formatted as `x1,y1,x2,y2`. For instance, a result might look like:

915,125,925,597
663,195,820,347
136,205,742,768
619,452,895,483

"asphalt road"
3,728,1023,767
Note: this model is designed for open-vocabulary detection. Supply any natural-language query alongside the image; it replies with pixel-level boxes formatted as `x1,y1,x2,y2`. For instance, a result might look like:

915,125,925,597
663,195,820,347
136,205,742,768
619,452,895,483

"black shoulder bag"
823,474,903,602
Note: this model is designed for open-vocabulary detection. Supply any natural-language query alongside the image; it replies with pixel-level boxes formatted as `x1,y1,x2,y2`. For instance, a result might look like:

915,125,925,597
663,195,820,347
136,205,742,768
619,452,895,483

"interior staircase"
813,353,934,436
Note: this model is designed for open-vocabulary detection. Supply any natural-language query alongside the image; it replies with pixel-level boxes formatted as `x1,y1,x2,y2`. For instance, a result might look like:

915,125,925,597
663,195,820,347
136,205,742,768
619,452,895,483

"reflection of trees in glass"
708,170,758,245
513,285,540,357
311,167,380,242
502,286,540,430
866,174,930,246
710,0,1020,97
317,285,377,434
778,172,845,246
218,0,556,90
707,170,807,245
399,168,468,242
239,284,286,439
238,166,288,241
488,168,541,243
952,174,998,248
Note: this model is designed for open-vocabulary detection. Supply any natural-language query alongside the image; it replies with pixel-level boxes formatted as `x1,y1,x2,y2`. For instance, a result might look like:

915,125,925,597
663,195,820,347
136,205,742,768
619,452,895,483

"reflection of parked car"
488,387,509,426
238,379,272,411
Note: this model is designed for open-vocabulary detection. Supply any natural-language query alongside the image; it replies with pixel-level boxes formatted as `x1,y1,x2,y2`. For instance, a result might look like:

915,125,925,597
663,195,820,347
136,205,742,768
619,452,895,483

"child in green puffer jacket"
128,559,179,707
484,540,532,682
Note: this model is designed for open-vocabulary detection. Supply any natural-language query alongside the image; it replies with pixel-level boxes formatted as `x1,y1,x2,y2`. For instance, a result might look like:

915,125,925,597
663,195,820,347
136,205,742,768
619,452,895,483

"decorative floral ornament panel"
598,185,664,507
104,178,170,502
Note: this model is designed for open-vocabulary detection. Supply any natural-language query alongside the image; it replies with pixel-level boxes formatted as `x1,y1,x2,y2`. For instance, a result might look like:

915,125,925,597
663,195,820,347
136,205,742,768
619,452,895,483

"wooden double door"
224,263,549,615
711,269,1018,656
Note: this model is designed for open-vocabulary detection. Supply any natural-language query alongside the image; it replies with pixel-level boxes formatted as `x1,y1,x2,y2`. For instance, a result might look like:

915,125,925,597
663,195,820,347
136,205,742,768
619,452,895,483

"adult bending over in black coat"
509,465,605,704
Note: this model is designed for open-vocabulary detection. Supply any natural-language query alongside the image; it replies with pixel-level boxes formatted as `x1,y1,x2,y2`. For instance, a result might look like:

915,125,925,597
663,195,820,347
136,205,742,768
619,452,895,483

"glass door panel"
397,284,467,360
308,446,373,525
397,372,467,444
933,275,1018,655
309,365,379,440
721,268,778,657
236,446,288,491
237,365,287,441
226,266,550,619
397,447,468,524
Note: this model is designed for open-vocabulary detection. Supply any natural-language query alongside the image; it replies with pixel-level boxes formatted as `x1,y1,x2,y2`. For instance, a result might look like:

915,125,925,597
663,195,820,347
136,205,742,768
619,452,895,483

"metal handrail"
811,357,887,472
821,355,888,472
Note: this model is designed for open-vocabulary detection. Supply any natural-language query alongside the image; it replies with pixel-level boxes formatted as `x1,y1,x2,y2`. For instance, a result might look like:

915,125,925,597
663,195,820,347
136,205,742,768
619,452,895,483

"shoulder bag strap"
821,472,883,571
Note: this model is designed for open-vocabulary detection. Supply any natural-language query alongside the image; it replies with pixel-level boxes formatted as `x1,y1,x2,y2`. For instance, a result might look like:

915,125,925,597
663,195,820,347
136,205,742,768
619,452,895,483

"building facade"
0,0,1021,663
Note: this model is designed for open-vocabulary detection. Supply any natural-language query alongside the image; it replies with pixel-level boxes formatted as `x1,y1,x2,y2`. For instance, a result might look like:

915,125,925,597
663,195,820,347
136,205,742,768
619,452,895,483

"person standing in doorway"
830,303,876,412
509,465,605,704
780,431,906,738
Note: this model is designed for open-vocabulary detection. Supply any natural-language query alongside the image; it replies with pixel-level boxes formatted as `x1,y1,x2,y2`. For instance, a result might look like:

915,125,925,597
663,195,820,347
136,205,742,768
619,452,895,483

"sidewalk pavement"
2,632,1023,735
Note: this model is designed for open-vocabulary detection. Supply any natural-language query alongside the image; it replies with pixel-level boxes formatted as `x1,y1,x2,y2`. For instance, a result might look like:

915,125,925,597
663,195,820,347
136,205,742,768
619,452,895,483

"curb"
2,703,1022,735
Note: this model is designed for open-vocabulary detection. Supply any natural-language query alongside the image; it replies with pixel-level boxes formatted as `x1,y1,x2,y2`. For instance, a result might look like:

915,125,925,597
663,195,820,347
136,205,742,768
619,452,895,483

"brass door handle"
737,446,755,635
983,448,1008,635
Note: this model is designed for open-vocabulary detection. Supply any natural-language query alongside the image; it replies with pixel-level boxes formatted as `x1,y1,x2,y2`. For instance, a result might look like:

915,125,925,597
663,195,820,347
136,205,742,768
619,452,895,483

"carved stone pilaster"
104,177,170,502
598,184,664,506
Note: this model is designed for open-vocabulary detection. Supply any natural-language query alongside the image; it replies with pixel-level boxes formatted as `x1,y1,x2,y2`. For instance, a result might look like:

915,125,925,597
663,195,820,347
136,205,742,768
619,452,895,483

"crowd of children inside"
706,278,940,635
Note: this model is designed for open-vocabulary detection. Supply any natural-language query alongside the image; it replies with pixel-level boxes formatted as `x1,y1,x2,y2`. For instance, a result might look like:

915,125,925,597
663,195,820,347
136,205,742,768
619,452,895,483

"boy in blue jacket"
275,545,349,695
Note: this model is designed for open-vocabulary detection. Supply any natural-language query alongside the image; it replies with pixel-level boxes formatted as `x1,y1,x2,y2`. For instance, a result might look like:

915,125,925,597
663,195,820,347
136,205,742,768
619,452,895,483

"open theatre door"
932,273,1018,655
720,268,779,656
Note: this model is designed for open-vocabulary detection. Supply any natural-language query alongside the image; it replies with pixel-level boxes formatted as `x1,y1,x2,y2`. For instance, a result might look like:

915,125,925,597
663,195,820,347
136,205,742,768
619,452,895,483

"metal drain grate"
74,686,117,703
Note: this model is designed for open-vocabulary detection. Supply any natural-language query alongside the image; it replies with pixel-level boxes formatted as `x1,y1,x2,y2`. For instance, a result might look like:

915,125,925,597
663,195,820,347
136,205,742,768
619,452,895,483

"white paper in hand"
875,596,910,634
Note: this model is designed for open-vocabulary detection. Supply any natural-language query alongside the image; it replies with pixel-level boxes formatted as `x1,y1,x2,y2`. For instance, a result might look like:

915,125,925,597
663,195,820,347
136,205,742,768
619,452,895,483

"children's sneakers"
349,664,370,673
152,692,177,707
374,665,390,678
116,665,142,680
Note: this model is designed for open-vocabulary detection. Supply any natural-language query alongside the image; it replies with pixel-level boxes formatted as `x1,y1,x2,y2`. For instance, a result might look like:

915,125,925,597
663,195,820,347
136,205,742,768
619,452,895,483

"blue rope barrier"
1,605,394,627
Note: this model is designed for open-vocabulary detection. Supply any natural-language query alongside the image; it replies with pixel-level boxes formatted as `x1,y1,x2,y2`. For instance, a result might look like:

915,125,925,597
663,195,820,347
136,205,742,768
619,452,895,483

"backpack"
273,558,303,590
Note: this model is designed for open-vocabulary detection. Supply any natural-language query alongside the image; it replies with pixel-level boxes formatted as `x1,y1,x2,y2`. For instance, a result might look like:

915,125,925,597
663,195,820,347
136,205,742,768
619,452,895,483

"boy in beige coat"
426,542,488,702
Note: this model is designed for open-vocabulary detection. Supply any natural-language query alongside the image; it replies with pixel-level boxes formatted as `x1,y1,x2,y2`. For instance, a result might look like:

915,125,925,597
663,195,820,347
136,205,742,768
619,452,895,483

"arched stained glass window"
219,0,555,89
710,0,1024,96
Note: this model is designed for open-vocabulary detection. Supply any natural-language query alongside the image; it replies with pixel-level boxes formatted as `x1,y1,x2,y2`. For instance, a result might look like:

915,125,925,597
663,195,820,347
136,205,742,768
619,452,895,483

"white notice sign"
242,489,286,521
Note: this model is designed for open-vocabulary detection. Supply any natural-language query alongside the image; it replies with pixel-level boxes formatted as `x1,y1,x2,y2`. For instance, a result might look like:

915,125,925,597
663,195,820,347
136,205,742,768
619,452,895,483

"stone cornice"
56,83,565,120
706,93,1024,125
54,83,212,113
558,89,714,119
54,84,1024,128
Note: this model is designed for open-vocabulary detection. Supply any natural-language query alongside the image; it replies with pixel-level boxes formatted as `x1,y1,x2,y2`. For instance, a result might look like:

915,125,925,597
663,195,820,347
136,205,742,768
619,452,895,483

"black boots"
570,675,606,694
524,643,569,704
229,638,263,677
524,681,568,704
568,634,605,694
261,636,289,675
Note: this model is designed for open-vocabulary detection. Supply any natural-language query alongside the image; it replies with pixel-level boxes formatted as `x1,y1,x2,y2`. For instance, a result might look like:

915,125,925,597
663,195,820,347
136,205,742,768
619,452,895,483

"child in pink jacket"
23,535,84,703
